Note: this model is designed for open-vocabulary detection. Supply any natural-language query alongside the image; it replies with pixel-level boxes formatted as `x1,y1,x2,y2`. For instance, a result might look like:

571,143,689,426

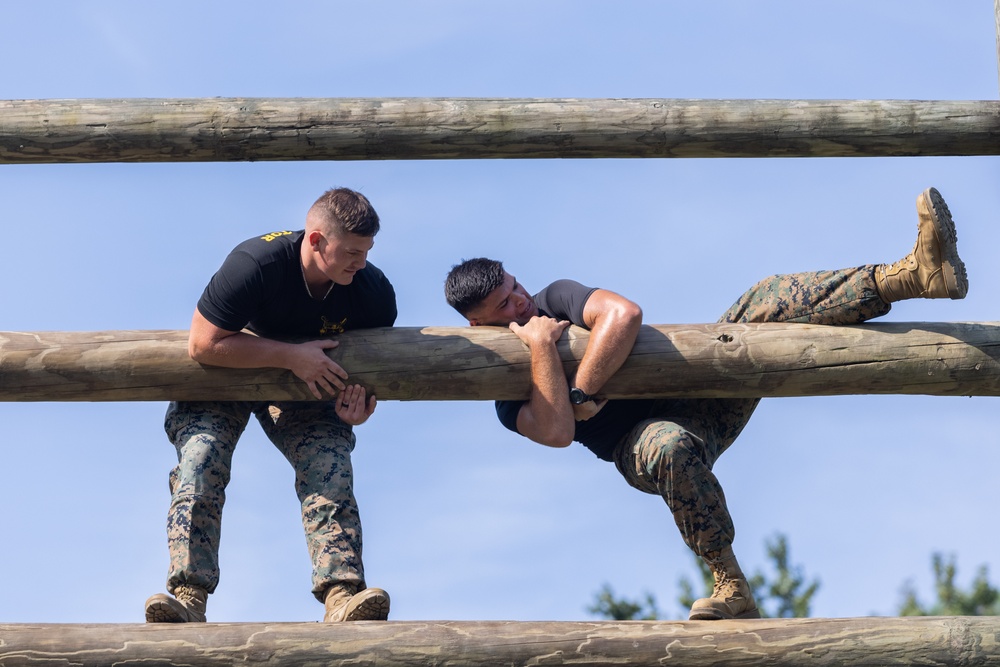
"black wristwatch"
569,387,595,405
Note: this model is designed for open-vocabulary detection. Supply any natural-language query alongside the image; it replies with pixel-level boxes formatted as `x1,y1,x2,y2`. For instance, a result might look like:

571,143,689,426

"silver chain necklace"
300,259,335,301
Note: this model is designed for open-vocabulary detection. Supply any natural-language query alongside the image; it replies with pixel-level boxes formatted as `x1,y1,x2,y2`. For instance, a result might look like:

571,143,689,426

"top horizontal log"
1,97,999,163
1,321,999,402
1,617,999,667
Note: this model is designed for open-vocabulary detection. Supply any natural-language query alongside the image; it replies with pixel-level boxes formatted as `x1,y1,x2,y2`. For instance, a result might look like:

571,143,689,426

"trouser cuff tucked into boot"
324,583,390,622
688,547,760,621
145,584,208,623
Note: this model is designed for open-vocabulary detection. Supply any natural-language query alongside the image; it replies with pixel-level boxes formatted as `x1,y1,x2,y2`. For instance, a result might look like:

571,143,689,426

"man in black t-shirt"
145,187,397,624
444,187,968,621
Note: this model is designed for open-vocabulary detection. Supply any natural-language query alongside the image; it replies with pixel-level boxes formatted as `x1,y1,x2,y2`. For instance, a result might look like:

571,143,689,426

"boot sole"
145,598,186,623
922,187,968,300
688,606,762,621
344,589,391,621
325,588,391,622
144,594,206,623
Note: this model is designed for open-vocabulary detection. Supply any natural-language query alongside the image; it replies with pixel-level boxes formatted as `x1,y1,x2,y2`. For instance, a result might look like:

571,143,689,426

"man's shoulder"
536,278,598,325
538,278,591,295
230,230,302,259
221,231,305,285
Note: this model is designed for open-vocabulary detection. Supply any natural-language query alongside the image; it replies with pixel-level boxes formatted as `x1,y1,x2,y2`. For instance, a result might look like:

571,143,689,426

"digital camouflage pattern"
613,266,891,556
163,400,364,602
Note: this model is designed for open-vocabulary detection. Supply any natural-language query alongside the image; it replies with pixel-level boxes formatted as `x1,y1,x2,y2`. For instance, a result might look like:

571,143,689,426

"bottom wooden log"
1,617,998,667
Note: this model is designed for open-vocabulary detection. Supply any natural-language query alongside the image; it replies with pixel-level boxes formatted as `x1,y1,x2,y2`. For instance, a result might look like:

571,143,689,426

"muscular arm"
572,289,642,418
509,317,576,448
188,308,348,399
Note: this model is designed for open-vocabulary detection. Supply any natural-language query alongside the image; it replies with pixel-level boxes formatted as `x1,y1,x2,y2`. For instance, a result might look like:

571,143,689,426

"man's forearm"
529,341,573,420
190,330,294,370
518,341,575,446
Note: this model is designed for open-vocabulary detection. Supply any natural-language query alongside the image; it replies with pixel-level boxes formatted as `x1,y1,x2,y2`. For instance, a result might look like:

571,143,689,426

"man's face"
313,230,374,285
466,271,538,326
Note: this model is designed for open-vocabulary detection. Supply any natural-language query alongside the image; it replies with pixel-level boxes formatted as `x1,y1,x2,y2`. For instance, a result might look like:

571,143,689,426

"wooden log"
1,322,999,402
1,98,999,164
1,618,999,667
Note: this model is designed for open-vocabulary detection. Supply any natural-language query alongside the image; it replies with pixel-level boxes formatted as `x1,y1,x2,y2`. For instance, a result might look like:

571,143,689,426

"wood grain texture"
2,98,999,163
1,322,999,401
1,618,998,667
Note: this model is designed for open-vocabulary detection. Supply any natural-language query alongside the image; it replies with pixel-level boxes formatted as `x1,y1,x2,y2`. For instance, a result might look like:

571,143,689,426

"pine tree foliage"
677,534,819,618
590,544,1000,620
586,583,661,620
750,535,820,618
898,553,1000,616
590,534,818,620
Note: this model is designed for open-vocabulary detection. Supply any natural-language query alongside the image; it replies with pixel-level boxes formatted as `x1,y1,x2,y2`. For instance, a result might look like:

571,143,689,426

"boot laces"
712,573,744,601
175,585,204,606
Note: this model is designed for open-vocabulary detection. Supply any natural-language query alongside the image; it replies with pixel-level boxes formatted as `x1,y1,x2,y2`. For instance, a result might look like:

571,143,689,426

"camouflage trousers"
163,400,363,602
613,266,891,557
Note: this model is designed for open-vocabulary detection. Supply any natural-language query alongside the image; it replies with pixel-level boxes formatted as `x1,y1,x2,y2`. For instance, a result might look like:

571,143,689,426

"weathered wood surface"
1,618,999,667
1,322,999,402
1,98,999,164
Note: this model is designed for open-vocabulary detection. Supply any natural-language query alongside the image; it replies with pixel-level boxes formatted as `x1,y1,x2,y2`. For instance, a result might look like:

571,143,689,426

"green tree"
752,534,820,618
586,583,661,620
590,533,819,620
679,534,819,618
898,553,1000,616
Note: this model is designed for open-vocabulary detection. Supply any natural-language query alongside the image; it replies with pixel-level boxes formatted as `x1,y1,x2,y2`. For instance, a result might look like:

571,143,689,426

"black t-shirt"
495,279,654,461
197,230,397,338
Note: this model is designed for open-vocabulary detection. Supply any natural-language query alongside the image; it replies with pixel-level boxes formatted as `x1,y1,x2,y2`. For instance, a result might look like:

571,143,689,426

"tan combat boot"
324,583,391,622
688,546,760,620
875,187,968,302
144,584,208,623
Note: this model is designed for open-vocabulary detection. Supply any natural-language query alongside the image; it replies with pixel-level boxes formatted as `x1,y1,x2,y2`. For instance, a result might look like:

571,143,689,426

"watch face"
569,388,589,404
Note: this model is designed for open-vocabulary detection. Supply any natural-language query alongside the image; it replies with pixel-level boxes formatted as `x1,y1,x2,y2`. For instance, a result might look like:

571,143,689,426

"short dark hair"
309,187,380,237
444,257,506,317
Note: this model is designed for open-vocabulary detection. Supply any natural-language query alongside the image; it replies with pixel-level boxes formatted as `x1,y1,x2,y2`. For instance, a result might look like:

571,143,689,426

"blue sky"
1,1,998,623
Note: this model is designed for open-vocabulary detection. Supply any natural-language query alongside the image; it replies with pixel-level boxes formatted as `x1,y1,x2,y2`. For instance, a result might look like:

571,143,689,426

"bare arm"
508,316,576,448
188,308,349,400
571,289,643,420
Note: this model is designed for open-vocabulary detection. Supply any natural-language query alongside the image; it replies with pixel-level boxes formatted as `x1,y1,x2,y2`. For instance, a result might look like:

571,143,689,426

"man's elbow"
534,424,575,449
623,301,643,327
188,338,210,362
604,300,642,332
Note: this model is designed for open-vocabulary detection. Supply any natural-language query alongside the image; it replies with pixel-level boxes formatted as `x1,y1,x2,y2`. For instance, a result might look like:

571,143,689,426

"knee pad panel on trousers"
615,419,710,494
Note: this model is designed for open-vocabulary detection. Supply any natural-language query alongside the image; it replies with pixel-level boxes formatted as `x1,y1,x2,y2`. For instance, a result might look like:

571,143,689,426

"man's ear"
469,319,481,327
306,230,323,248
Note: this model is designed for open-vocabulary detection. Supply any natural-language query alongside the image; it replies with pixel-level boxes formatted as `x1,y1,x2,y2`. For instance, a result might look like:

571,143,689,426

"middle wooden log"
1,322,998,402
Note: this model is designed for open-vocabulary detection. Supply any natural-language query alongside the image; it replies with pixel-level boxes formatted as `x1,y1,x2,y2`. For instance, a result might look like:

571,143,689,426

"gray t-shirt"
495,279,653,461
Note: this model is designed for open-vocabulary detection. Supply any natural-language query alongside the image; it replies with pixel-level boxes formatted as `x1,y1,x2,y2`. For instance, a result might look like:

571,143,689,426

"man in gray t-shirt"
444,187,968,621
